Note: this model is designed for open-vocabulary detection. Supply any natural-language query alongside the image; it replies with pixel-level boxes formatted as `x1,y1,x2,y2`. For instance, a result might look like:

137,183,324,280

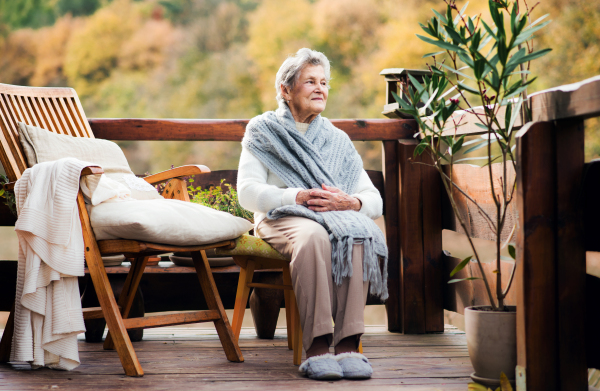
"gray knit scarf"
242,102,388,300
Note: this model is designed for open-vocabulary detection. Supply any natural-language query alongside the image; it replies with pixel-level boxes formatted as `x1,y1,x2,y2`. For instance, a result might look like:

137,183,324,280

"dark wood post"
382,140,401,332
515,120,587,390
396,140,444,334
554,118,587,390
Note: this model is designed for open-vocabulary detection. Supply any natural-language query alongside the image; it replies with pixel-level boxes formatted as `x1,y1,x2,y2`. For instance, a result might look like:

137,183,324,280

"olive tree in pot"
394,0,550,386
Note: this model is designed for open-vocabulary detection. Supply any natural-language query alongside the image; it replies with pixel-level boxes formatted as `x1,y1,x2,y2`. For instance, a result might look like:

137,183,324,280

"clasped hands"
295,184,361,212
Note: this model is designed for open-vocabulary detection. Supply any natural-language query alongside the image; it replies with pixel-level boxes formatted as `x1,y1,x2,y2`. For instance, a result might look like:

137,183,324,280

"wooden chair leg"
358,341,363,354
78,193,143,377
282,265,293,350
0,302,15,363
191,250,244,363
104,255,150,350
290,290,303,365
232,258,255,341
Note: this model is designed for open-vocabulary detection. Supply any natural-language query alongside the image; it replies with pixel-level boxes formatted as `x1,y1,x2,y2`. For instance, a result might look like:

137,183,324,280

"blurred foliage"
0,174,16,216
189,179,254,222
0,0,103,30
0,0,599,171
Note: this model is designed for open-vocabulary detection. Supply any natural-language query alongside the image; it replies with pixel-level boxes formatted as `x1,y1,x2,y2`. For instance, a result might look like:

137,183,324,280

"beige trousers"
257,216,369,350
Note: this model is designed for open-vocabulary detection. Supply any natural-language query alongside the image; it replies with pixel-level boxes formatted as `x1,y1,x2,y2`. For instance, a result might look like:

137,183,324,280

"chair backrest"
0,83,94,181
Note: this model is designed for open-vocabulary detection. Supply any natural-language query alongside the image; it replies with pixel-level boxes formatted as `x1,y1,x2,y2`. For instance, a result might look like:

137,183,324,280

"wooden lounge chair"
0,83,243,376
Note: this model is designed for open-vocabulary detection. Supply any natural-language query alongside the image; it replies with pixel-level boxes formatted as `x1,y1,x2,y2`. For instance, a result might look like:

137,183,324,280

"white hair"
275,48,331,104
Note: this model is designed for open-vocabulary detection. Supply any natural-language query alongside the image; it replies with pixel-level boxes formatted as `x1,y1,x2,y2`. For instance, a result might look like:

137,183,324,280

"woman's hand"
304,184,361,212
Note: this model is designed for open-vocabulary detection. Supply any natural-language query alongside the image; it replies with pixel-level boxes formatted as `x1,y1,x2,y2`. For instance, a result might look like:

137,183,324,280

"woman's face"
281,64,328,124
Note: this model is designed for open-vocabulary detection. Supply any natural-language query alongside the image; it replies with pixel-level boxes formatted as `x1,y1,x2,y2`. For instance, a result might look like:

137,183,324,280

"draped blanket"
243,103,388,299
11,158,92,370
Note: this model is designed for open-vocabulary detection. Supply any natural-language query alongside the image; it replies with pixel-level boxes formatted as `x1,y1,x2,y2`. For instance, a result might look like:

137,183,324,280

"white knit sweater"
238,122,383,229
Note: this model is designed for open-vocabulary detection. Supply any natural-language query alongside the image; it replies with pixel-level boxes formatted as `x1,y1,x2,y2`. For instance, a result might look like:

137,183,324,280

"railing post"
383,140,402,332
515,120,587,390
396,139,443,334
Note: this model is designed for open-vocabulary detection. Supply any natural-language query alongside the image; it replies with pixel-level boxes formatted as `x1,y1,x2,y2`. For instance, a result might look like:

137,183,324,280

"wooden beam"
554,118,587,390
421,152,444,333
382,140,401,332
122,310,221,330
516,121,558,390
531,75,600,122
88,118,417,141
398,140,425,334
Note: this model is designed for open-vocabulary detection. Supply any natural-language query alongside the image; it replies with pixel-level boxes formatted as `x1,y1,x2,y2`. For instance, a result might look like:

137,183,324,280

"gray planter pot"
464,305,517,387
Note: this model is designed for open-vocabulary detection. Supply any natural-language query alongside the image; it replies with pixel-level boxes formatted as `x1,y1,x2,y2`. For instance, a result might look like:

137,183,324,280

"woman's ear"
280,84,291,101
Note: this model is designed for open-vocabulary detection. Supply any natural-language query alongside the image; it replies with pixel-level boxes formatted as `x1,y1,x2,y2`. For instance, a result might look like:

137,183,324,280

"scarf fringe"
330,235,388,300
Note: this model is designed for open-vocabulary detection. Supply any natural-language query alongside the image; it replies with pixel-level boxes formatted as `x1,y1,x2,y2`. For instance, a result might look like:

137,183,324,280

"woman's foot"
334,336,372,379
299,353,343,380
335,352,373,380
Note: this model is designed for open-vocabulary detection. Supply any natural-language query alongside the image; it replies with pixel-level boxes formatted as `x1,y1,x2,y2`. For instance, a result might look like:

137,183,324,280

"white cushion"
17,122,162,201
90,199,254,246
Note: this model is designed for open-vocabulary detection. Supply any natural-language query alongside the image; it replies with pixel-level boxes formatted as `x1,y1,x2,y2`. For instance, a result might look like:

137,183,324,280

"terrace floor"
0,324,473,390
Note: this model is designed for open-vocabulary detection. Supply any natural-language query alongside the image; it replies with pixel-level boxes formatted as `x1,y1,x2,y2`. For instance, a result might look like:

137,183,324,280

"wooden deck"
0,325,473,390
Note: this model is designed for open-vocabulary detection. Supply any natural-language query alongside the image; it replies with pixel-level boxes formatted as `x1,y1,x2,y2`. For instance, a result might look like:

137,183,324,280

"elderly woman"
238,48,387,380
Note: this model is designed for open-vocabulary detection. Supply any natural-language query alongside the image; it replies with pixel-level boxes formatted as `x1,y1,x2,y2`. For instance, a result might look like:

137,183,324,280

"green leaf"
419,22,434,36
448,277,481,284
444,25,464,45
416,34,466,54
481,19,497,39
515,48,552,65
440,63,474,80
415,141,429,156
391,91,412,110
514,19,551,46
423,51,446,58
432,8,448,25
457,81,479,94
508,244,516,259
507,96,523,136
451,135,466,155
422,87,439,111
407,73,426,95
462,138,497,155
497,36,508,65
450,255,473,277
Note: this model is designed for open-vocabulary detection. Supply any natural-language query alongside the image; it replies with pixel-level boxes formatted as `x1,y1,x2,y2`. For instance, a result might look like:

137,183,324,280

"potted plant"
394,0,550,386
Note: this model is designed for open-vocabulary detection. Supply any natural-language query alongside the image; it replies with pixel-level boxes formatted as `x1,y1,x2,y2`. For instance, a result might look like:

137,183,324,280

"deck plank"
0,326,472,390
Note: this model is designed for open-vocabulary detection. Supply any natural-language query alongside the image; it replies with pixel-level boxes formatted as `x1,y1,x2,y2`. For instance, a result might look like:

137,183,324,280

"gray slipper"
299,353,343,380
335,352,373,379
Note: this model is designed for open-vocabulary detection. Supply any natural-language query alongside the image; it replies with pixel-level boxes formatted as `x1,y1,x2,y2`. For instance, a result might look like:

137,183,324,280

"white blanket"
11,158,94,370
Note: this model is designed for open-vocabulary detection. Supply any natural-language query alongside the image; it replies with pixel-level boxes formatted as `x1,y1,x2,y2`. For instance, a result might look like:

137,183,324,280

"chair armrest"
3,166,103,191
143,165,211,185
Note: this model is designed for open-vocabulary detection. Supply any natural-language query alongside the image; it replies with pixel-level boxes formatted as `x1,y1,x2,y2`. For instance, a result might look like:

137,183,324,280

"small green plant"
188,179,253,223
0,174,16,216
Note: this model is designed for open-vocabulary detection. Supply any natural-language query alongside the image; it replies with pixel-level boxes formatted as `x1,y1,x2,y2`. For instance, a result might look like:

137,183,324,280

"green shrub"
188,179,253,223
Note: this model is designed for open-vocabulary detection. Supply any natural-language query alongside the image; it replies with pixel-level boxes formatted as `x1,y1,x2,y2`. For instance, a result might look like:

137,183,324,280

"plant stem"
436,155,498,310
